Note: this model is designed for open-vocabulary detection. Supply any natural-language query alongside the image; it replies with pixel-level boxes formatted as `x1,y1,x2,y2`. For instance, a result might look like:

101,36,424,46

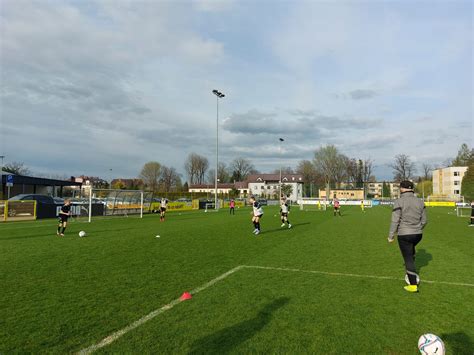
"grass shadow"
440,331,474,354
260,222,311,235
188,297,290,354
416,249,432,272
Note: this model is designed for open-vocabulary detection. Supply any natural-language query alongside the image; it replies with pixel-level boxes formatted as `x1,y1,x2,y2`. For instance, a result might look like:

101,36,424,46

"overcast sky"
1,0,472,181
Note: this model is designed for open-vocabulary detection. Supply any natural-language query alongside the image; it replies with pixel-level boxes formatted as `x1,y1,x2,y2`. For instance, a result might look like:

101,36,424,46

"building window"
267,186,271,189
454,190,460,194
454,181,460,185
454,172,460,176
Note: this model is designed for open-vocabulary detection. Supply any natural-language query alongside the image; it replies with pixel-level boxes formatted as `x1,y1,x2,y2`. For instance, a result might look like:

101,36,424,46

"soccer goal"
456,206,472,218
298,198,328,211
82,188,153,222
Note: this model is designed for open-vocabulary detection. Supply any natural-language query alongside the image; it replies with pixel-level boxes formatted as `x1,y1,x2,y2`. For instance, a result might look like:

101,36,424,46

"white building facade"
432,166,468,200
247,174,304,202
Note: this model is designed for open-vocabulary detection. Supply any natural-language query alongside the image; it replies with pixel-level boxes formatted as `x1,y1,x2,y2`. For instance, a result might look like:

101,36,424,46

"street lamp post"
279,138,284,199
212,89,225,210
0,155,5,200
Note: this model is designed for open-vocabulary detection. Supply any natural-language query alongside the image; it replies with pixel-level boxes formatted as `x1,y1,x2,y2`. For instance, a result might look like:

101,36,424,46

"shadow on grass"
440,331,474,355
188,297,290,354
259,222,311,235
416,249,432,272
3,227,138,241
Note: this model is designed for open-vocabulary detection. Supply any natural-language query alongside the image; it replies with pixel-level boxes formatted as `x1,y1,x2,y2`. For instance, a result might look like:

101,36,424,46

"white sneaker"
281,223,285,227
288,224,292,229
252,229,258,234
255,230,260,235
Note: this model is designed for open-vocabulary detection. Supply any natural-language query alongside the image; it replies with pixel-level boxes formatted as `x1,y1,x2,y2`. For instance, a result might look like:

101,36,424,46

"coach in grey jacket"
388,180,427,292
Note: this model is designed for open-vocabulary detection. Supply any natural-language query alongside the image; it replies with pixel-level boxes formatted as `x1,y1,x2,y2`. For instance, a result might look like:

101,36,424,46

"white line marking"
241,265,474,287
77,264,473,353
77,266,243,355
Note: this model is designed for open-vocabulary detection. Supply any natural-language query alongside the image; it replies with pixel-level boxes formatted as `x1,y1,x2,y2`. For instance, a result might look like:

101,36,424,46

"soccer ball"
156,235,160,238
418,334,445,355
78,231,87,238
405,274,420,285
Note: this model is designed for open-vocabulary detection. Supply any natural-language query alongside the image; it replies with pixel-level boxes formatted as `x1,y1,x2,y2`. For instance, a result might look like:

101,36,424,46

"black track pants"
397,234,422,285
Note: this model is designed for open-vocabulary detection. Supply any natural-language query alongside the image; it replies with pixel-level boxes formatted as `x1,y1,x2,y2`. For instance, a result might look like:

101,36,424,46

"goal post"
456,206,472,218
85,188,153,222
298,198,328,211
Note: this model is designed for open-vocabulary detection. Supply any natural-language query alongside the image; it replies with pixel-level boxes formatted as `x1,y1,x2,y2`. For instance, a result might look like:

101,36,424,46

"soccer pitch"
1,206,473,354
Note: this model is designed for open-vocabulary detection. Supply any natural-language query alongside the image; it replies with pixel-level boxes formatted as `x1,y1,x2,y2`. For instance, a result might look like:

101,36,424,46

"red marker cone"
180,292,192,301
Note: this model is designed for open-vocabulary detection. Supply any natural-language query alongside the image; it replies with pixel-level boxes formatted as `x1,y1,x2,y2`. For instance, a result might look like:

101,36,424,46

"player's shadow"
188,297,289,354
440,331,474,354
415,249,432,272
261,222,311,235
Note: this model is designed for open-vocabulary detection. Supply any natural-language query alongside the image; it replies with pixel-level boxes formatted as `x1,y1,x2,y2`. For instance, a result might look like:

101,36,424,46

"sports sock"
287,219,290,225
61,227,66,234
256,222,260,230
57,225,61,233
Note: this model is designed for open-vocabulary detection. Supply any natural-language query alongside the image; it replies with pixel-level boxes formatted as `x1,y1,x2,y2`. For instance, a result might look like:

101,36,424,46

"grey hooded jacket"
389,191,427,240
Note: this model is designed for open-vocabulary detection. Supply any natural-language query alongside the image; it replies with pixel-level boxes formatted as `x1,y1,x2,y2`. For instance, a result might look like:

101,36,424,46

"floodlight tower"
212,89,225,210
279,138,285,199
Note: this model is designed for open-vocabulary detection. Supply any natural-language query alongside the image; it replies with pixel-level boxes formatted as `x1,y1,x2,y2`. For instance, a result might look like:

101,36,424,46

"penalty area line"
241,265,474,288
77,265,244,355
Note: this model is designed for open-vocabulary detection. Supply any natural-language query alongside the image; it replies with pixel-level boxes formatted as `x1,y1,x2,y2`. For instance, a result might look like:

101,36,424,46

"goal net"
456,206,472,218
77,189,153,222
298,198,328,211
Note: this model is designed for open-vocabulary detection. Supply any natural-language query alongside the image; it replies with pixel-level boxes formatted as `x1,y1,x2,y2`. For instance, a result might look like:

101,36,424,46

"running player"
280,197,292,229
360,200,365,213
160,197,168,222
57,199,71,236
249,196,263,235
388,180,427,293
333,197,341,216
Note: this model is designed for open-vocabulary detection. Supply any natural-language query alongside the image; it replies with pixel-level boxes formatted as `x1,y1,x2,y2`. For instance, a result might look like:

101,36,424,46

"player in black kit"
57,200,71,236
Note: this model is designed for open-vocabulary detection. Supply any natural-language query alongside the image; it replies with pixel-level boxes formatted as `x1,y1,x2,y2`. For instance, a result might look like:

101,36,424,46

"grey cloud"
349,89,378,100
223,109,382,136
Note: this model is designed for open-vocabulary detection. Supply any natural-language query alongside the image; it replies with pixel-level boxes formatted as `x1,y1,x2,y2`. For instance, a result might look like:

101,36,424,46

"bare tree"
313,145,348,188
196,155,209,184
421,163,432,180
139,161,161,192
217,162,230,183
363,158,374,183
160,166,182,192
3,161,31,175
184,153,209,184
390,154,416,182
334,155,349,187
296,160,324,197
230,157,255,181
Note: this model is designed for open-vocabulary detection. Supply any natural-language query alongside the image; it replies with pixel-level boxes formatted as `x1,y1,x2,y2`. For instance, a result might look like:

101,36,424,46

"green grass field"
1,206,473,354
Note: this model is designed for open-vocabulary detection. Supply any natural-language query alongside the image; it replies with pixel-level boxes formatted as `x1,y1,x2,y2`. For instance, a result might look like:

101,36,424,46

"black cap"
400,180,414,190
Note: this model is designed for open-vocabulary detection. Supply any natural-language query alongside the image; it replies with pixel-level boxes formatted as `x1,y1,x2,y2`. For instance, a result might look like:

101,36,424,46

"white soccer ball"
78,231,87,238
405,274,420,285
418,334,445,355
156,235,160,238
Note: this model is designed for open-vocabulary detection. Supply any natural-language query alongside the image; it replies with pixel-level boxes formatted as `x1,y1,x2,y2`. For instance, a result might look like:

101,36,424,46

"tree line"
2,142,472,197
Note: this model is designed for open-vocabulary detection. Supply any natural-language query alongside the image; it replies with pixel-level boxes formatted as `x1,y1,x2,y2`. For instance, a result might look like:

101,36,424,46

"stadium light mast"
212,89,225,210
279,138,284,199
